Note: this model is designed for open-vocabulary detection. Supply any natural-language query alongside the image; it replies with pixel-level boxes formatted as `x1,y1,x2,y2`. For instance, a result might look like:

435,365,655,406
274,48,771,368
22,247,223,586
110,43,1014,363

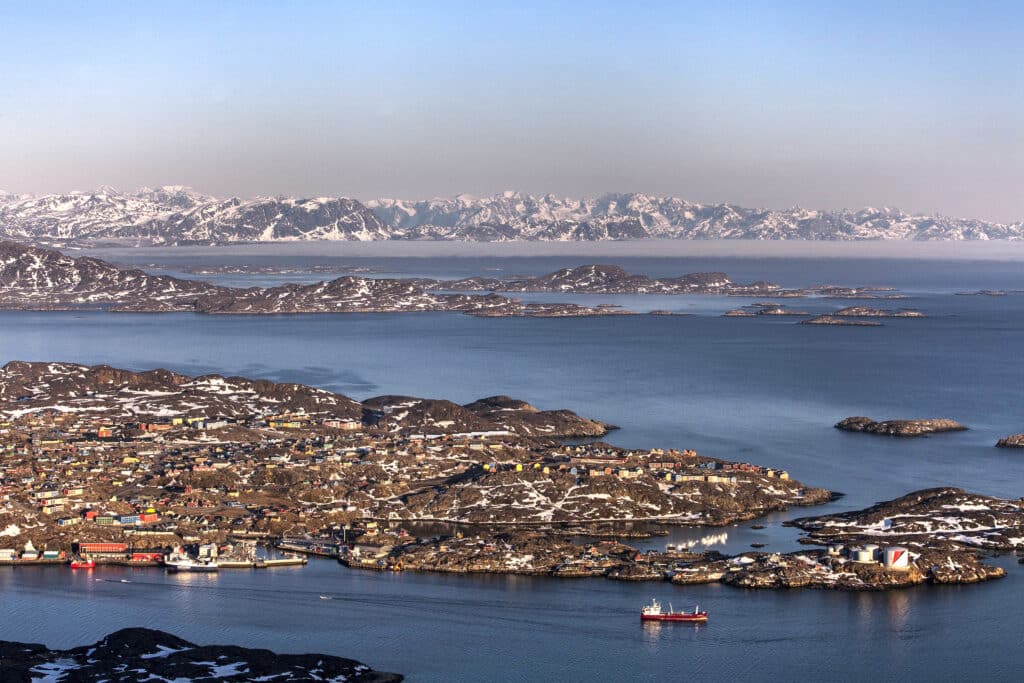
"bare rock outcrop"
835,417,967,436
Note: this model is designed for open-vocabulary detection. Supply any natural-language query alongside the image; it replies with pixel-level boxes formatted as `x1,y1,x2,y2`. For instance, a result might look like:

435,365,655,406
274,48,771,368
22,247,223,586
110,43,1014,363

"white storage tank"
853,549,875,563
863,544,881,561
827,544,844,557
883,546,910,569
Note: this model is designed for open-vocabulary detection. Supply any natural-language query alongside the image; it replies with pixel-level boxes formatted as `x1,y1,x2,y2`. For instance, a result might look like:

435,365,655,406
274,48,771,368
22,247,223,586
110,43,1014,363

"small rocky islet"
723,302,925,324
834,416,968,436
0,628,403,682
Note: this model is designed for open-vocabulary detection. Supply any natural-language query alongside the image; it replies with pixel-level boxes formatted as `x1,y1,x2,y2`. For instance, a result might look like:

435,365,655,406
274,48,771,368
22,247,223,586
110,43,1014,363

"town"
1,360,1011,591
0,360,829,576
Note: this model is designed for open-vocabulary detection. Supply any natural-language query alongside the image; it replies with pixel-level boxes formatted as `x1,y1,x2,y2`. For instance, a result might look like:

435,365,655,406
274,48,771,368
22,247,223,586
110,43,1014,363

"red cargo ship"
70,559,96,569
640,598,707,623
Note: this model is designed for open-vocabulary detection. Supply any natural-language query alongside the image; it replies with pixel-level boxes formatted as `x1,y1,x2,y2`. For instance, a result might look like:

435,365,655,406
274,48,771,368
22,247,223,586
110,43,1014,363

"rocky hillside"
1,187,1021,244
0,361,364,421
0,240,220,308
791,487,1024,551
0,361,611,438
0,241,637,316
391,463,830,525
362,395,615,437
0,627,402,682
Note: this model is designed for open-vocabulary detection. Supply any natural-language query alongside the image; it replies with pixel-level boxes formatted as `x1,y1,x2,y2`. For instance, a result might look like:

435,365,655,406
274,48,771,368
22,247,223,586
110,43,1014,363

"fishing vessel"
69,559,95,569
640,598,707,623
164,557,220,573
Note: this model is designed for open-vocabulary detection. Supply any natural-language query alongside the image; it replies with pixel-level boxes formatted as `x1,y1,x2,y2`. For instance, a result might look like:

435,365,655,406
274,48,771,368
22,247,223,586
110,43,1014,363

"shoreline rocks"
835,416,967,436
996,434,1024,448
0,628,403,682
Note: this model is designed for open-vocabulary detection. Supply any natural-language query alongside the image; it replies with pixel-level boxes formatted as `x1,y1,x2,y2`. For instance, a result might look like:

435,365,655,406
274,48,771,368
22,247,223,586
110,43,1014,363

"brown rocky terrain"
0,628,402,682
996,434,1024,448
0,361,611,438
790,487,1024,551
835,417,967,436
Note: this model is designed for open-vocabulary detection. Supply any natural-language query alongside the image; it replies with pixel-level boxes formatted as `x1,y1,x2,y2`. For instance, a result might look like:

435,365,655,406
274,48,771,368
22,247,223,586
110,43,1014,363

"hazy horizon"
2,1,1023,222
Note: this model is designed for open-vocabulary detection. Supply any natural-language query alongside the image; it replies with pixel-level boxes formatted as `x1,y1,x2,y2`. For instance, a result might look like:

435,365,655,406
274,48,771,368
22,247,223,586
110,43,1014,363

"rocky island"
442,264,901,299
800,315,883,326
0,241,908,318
724,303,925,324
831,306,925,317
996,434,1024,448
0,628,402,682
835,416,967,436
0,240,627,318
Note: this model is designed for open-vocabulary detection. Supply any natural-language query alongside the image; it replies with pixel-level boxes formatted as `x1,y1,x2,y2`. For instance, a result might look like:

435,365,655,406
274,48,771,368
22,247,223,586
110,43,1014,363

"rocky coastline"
338,487,1014,592
0,358,1014,597
996,434,1024,448
0,628,402,682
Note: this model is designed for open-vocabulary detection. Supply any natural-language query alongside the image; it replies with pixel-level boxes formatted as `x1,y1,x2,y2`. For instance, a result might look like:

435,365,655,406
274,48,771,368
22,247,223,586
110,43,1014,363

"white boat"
165,557,220,573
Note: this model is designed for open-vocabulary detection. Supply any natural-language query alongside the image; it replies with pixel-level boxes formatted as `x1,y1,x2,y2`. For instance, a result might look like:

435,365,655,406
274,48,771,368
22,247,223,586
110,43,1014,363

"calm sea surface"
2,250,1024,681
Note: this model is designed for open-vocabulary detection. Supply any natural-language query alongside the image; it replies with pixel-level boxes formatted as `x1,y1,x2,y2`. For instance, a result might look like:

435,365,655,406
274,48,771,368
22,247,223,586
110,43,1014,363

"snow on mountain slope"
0,187,1020,243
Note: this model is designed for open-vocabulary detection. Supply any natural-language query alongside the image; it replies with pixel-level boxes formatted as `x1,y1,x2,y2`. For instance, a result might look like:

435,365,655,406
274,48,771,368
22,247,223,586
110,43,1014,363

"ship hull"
168,566,219,572
166,562,219,573
640,613,707,623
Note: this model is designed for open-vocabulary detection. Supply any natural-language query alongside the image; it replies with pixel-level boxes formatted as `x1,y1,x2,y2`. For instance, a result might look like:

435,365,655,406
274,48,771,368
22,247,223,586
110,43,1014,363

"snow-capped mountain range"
0,186,1020,244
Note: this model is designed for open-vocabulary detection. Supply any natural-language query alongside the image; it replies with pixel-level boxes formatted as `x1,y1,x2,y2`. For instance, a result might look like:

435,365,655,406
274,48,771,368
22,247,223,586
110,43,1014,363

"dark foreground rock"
0,627,402,682
835,416,967,436
996,434,1024,448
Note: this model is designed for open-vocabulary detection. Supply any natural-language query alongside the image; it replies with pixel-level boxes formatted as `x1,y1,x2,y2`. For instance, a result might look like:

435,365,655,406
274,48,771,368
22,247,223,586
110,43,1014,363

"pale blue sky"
1,1,1021,220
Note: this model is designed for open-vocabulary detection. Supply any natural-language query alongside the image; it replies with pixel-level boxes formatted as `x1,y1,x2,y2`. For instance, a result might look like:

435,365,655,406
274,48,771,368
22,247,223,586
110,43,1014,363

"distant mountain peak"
0,189,1019,244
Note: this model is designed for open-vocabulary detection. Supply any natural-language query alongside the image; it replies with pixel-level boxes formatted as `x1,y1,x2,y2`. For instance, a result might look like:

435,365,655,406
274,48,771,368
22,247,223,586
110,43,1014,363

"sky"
0,1,1022,221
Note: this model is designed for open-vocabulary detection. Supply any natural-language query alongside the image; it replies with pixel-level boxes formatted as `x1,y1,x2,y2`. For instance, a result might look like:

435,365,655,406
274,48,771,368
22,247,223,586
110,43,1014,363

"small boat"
319,595,332,600
640,598,707,623
70,559,96,569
